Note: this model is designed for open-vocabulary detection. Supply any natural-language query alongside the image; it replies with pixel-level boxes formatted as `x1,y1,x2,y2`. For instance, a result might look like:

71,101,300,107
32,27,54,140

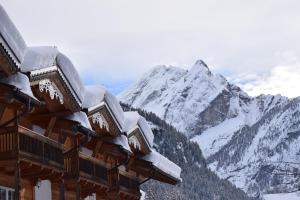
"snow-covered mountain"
118,60,300,197
121,104,251,200
119,60,231,137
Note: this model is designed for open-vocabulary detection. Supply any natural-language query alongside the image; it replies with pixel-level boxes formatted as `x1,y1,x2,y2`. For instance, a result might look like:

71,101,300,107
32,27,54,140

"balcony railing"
0,125,64,169
64,151,108,185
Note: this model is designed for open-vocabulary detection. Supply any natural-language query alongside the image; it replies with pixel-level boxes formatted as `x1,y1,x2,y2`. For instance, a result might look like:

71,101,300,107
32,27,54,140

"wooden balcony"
64,150,109,197
64,151,108,184
0,125,64,171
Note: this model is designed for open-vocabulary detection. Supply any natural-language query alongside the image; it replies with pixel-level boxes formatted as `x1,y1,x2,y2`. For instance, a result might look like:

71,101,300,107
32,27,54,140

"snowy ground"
264,192,300,200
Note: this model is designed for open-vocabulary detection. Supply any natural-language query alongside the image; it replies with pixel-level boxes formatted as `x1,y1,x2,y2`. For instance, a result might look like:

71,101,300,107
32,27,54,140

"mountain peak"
190,59,211,75
194,59,209,67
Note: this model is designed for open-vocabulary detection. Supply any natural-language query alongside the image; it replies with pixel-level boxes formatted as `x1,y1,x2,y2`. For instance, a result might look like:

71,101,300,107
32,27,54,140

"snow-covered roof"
141,149,182,182
0,5,27,65
0,72,37,100
21,46,58,71
110,134,132,154
83,85,125,131
21,46,84,105
124,112,154,148
65,111,92,130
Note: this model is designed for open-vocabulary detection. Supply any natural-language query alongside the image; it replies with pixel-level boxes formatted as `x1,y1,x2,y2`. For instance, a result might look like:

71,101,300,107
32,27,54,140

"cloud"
232,63,300,98
0,0,300,94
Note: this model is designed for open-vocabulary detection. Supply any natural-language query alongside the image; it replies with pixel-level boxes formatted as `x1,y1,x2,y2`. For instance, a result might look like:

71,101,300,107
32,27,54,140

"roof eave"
30,65,82,110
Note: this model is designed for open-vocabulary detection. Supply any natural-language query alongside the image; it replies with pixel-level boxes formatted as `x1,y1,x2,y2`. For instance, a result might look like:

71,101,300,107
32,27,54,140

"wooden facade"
0,4,181,200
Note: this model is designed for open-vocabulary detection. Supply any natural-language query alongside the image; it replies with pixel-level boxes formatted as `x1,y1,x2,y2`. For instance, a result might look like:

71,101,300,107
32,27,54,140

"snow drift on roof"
0,5,27,63
124,112,154,147
65,111,92,130
141,149,182,182
111,134,132,154
21,46,84,104
21,46,58,71
56,52,84,103
82,85,106,109
83,85,126,131
0,72,37,100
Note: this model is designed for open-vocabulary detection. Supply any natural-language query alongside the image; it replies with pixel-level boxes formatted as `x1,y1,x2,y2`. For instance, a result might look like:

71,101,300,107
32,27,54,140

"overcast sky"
1,0,300,97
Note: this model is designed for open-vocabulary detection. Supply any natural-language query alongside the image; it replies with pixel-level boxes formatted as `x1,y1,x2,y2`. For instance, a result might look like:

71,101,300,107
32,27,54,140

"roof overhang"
29,65,82,112
87,102,123,136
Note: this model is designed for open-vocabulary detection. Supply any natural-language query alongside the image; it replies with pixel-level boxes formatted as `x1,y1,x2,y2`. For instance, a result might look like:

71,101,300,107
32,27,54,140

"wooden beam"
0,106,6,122
30,110,72,119
126,157,135,171
60,178,65,200
22,170,54,180
44,117,57,137
76,181,81,200
92,140,103,157
14,161,20,200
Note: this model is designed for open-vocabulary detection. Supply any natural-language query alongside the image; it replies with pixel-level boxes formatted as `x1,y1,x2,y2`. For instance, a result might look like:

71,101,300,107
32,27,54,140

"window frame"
0,186,15,200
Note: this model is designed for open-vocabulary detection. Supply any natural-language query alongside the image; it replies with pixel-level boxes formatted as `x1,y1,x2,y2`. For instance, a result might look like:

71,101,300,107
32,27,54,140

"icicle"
92,112,109,131
39,79,63,104
129,135,141,150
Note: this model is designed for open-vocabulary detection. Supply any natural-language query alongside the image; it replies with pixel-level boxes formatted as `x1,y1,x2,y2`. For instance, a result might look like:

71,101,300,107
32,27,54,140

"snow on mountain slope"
119,60,230,137
119,60,300,197
264,192,300,200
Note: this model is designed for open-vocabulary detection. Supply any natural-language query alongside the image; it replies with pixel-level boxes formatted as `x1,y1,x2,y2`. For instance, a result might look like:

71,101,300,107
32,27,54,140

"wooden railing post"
59,178,65,200
14,160,20,200
14,131,20,200
76,180,81,200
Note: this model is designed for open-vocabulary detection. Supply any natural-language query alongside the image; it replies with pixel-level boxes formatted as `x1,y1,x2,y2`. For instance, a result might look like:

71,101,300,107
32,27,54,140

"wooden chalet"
0,4,182,200
19,47,97,199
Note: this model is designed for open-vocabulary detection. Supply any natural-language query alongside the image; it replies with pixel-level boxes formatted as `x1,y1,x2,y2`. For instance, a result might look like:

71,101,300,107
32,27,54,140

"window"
0,186,14,200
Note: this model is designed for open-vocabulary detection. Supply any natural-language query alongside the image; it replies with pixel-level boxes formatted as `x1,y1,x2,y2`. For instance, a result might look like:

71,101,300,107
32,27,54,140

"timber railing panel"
78,153,108,184
64,151,108,185
0,126,64,169
64,149,79,177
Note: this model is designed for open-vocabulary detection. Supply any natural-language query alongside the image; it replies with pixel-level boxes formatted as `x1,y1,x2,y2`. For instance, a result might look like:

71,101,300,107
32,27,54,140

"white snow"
191,115,245,157
119,60,229,136
140,190,146,200
65,111,92,130
0,72,37,100
111,134,132,154
81,147,93,156
119,60,300,196
0,5,27,63
56,52,84,102
264,192,300,200
21,46,57,71
142,149,182,181
82,85,106,109
124,112,154,147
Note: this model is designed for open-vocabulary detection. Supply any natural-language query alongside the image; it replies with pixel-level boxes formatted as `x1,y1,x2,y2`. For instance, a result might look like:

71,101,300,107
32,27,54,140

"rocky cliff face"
118,60,300,197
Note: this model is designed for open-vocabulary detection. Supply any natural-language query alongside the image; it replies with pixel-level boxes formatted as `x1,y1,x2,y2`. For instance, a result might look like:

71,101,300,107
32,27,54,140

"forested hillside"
122,103,252,200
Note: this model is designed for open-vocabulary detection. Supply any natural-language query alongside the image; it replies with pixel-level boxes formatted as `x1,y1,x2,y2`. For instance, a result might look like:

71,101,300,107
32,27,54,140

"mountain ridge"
118,60,300,197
